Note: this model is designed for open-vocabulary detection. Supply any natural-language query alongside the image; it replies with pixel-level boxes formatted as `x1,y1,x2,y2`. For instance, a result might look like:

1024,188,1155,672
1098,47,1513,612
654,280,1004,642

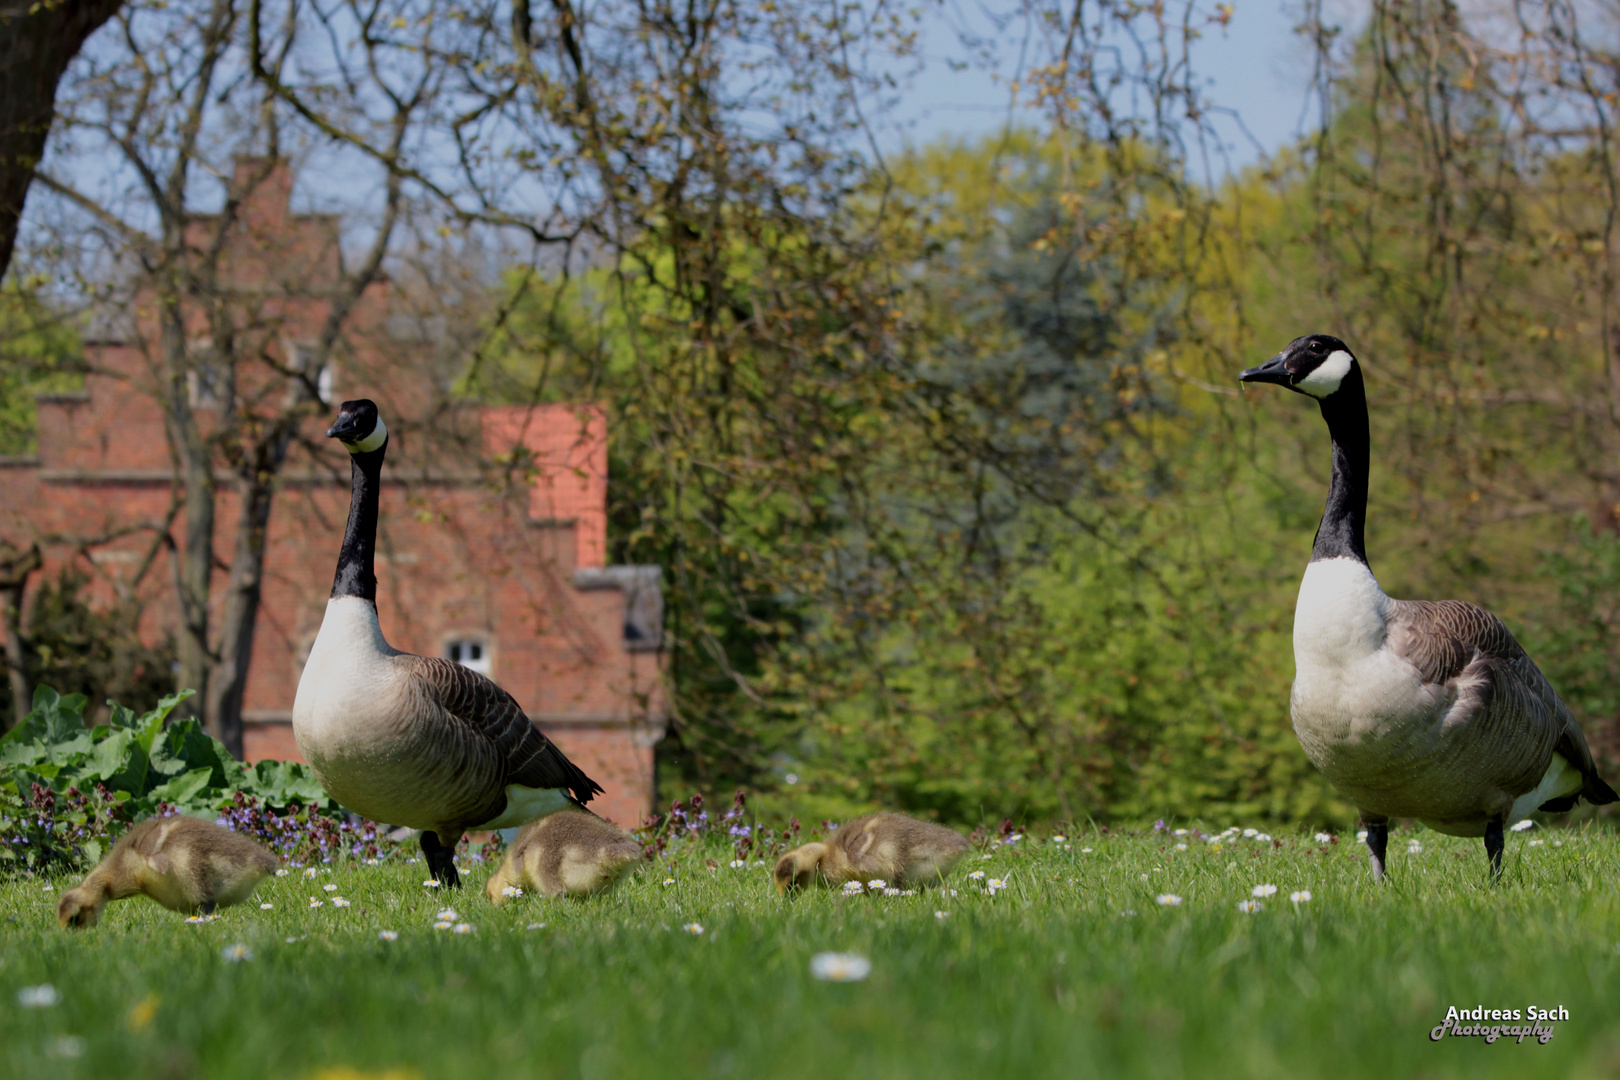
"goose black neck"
331,442,385,601
1312,367,1370,566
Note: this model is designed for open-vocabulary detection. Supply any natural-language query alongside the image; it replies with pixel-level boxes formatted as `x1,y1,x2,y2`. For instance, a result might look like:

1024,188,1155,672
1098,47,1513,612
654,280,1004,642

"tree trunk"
0,0,124,279
158,298,216,719
203,427,292,759
0,541,40,729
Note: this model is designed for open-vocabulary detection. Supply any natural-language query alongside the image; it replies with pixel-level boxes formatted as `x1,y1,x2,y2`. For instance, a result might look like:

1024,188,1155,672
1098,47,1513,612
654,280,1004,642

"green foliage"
20,567,176,723
0,686,332,874
0,279,81,456
1527,521,1620,770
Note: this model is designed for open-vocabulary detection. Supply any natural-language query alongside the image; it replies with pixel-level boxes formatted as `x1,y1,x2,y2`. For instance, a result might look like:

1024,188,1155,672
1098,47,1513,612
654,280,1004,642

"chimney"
231,157,293,233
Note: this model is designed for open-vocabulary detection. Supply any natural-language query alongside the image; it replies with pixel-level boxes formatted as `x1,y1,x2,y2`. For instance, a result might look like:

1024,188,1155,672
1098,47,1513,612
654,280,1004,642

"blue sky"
876,0,1318,172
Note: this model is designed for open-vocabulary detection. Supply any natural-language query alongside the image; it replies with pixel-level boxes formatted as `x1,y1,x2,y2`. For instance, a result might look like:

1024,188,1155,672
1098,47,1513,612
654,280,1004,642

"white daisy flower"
221,943,253,962
501,886,523,898
303,868,318,879
1081,848,1093,853
259,903,274,910
40,883,52,892
322,883,338,892
186,914,218,923
842,881,865,894
986,878,1007,894
433,921,452,930
1528,839,1544,847
901,889,917,896
1290,890,1312,903
275,868,289,877
1155,894,1183,906
308,899,323,909
332,897,351,908
809,952,871,982
452,923,474,934
1242,828,1257,838
1174,843,1188,851
1356,830,1368,842
1314,832,1333,843
16,985,59,1008
866,879,887,890
1237,899,1263,913
435,908,459,922
967,871,985,881
1407,841,1424,854
1254,833,1273,842
423,880,440,889
730,860,747,868
1252,884,1278,897
1173,829,1188,837
935,911,949,920
378,930,399,941
1511,819,1535,832
1052,835,1068,843
883,887,901,897
682,923,704,935
662,878,676,885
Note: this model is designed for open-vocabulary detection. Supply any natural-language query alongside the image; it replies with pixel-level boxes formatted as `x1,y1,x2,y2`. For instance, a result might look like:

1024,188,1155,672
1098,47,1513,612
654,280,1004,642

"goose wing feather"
403,656,604,807
1385,599,1614,806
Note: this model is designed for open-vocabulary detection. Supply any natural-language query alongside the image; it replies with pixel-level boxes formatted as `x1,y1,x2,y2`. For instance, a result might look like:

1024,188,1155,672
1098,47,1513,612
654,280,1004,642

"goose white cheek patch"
344,417,387,454
1296,350,1353,398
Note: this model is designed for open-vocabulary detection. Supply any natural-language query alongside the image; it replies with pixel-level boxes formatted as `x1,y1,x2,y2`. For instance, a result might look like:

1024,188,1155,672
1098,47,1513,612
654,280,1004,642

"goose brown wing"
1385,599,1614,806
407,656,603,805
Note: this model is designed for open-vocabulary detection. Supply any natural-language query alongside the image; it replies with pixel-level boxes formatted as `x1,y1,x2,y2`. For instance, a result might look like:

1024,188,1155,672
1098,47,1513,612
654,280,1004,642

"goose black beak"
1239,353,1292,388
325,412,359,439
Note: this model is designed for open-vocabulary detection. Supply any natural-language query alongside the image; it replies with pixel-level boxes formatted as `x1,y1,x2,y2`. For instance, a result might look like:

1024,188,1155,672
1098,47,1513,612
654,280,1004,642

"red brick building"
0,162,665,826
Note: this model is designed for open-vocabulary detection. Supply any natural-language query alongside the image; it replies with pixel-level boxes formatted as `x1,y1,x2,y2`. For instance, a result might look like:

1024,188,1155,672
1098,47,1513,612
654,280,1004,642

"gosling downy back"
774,812,969,892
485,810,642,901
58,816,277,928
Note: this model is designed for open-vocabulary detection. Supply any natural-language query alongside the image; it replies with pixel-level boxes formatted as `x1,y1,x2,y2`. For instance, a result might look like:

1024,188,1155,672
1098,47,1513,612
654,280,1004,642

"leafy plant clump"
0,686,336,874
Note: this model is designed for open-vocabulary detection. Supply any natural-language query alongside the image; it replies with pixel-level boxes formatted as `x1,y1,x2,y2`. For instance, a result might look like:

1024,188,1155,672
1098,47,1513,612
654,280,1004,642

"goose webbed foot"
1362,817,1389,882
1484,817,1504,883
421,830,462,889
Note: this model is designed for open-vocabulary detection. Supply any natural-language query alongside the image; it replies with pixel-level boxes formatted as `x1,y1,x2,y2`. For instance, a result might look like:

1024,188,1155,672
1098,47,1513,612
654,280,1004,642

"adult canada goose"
773,812,970,893
292,399,602,888
484,809,642,902
57,816,276,927
1240,335,1618,880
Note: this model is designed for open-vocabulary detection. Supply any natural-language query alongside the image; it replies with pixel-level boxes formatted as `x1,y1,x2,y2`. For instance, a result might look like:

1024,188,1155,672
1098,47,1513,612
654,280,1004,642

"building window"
291,342,333,404
188,339,224,407
445,637,491,675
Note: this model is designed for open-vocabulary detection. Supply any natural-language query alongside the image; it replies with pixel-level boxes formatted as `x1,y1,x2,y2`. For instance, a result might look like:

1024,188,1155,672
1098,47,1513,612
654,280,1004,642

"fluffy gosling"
774,812,970,893
57,815,277,928
484,810,642,902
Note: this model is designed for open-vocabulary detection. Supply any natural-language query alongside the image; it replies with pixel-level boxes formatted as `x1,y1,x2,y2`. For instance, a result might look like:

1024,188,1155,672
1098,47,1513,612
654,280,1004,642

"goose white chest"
292,597,411,772
1289,558,1426,745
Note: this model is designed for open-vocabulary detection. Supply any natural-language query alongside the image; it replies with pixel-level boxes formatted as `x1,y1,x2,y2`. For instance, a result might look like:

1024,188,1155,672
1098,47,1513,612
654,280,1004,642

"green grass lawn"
2,821,1617,1080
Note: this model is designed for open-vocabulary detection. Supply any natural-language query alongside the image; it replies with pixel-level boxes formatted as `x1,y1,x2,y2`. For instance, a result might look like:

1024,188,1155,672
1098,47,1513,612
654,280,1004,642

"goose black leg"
1484,817,1504,883
199,898,216,915
421,830,461,889
1362,816,1389,882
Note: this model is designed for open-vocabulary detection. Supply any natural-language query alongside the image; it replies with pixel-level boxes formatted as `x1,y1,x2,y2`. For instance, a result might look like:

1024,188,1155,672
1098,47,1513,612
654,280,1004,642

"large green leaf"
147,767,214,807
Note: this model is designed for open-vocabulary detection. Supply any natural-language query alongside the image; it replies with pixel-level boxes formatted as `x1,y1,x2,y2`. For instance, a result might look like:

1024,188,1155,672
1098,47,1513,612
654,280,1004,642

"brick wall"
0,160,666,827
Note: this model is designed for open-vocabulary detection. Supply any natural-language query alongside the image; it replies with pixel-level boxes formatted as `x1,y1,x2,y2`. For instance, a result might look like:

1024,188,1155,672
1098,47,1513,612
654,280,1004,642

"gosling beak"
1239,353,1292,387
